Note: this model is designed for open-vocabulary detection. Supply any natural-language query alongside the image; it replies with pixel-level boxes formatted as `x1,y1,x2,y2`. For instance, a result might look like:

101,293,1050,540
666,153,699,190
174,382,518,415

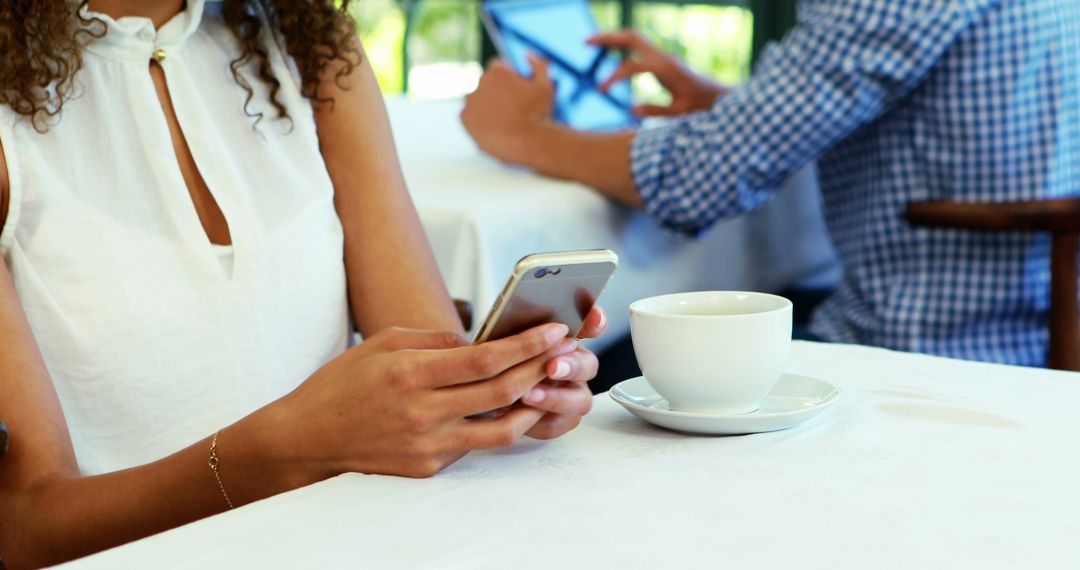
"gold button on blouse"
152,49,167,62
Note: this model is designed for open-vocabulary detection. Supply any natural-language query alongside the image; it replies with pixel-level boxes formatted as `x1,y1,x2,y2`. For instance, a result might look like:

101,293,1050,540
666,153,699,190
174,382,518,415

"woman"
0,1,605,566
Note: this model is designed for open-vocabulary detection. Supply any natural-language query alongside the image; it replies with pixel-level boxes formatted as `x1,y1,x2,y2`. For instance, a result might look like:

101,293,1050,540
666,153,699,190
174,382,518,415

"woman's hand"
591,30,730,117
520,307,608,440
269,323,576,480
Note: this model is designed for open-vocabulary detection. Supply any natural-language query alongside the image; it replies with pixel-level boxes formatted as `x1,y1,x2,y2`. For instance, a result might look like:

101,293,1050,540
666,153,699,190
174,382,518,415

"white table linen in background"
390,98,840,349
62,342,1080,569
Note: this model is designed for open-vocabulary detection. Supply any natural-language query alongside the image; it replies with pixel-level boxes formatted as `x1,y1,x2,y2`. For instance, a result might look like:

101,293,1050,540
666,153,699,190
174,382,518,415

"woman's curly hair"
0,0,360,131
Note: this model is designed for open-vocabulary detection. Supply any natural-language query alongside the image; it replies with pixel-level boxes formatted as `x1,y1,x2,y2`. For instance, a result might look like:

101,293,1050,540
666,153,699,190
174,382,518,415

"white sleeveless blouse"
0,0,350,475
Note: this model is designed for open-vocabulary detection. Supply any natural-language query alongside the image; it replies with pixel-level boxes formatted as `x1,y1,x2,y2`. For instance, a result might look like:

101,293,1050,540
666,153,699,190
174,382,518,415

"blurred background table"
390,97,840,353
61,341,1080,569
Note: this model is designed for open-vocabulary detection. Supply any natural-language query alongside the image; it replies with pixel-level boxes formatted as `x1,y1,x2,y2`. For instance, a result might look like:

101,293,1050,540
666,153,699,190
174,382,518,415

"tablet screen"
482,0,638,131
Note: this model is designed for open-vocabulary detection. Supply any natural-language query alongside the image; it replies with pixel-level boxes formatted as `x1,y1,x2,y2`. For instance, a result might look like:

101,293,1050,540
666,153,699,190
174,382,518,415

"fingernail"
545,323,570,342
556,338,579,355
597,310,607,330
553,360,571,380
526,386,546,403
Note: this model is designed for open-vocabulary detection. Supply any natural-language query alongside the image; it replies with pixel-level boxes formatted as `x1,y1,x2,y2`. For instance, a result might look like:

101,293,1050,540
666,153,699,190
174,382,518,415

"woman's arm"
0,249,325,567
0,38,602,569
2,110,286,570
313,41,610,440
315,41,462,336
0,118,570,568
0,244,568,567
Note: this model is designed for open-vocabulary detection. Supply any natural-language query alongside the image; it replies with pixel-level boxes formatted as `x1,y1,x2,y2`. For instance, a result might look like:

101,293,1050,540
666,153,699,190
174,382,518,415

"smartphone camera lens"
534,268,547,278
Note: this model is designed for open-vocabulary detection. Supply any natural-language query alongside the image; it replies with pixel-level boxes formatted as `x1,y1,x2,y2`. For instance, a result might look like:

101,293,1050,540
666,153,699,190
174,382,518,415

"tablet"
481,0,639,132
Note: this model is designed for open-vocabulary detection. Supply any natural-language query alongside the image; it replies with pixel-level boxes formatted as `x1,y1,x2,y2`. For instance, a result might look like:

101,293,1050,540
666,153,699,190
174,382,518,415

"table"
62,342,1080,569
391,98,840,349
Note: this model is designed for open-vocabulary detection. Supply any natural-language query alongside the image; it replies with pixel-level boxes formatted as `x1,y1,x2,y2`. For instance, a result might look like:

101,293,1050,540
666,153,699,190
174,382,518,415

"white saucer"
609,374,840,435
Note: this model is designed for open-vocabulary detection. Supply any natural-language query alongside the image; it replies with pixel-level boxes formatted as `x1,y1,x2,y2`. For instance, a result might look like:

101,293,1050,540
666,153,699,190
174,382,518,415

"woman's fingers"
525,407,586,440
523,381,596,440
544,347,598,382
415,323,568,388
522,380,594,417
441,352,549,418
456,406,546,450
575,307,608,340
346,317,600,470
433,338,580,419
435,344,597,428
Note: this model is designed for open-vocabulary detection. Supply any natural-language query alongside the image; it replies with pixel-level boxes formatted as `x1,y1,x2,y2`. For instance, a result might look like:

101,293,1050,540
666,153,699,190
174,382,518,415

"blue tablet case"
481,0,639,131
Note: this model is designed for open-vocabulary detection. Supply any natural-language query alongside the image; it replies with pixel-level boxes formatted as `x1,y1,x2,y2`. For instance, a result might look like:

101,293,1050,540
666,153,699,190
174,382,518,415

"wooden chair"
905,198,1080,371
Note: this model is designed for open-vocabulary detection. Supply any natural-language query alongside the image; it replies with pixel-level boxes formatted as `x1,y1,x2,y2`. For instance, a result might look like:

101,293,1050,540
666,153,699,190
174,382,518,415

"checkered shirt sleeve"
629,0,1080,365
632,0,998,236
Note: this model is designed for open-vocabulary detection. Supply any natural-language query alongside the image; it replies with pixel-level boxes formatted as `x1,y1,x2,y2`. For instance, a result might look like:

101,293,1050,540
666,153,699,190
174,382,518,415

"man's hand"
520,307,608,440
591,29,729,117
461,54,556,164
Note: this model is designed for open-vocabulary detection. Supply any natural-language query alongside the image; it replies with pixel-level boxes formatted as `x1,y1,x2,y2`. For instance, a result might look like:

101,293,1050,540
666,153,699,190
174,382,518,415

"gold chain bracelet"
208,431,235,509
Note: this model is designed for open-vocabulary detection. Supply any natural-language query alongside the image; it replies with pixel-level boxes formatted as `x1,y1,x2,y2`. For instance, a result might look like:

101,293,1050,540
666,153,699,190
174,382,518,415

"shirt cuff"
630,120,699,237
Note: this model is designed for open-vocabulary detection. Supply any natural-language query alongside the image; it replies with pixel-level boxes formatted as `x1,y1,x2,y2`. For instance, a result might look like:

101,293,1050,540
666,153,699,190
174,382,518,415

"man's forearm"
513,123,644,209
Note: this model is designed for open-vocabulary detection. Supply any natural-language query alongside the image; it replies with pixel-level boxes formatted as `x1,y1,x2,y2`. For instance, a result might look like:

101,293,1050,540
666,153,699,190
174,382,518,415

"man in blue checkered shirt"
461,0,1080,366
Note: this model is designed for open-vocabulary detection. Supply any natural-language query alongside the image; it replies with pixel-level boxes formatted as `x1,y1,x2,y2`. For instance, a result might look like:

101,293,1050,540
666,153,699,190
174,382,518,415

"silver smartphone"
474,250,619,343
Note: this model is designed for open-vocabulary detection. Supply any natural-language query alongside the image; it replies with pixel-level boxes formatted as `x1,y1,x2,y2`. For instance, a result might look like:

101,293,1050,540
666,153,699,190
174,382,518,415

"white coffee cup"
629,291,792,414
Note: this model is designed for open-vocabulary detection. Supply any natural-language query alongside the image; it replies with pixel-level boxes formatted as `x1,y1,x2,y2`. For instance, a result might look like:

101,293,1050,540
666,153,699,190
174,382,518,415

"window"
352,1,761,103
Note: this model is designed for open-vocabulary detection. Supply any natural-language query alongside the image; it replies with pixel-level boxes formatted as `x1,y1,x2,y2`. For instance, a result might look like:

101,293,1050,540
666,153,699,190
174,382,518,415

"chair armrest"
905,198,1080,233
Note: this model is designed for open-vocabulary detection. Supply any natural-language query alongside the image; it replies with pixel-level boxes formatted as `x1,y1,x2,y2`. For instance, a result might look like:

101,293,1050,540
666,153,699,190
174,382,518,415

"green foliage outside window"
350,1,755,101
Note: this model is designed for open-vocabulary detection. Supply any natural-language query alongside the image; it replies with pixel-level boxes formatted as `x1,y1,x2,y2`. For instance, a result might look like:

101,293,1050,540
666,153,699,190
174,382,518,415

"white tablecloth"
63,342,1080,569
391,99,839,348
